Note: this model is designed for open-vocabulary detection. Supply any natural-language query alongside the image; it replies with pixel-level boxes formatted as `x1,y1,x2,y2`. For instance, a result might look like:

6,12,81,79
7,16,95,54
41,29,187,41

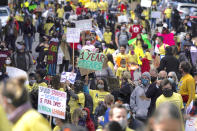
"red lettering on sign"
100,54,105,63
86,52,92,60
44,99,52,105
52,109,65,117
79,51,85,60
91,53,96,61
53,101,61,107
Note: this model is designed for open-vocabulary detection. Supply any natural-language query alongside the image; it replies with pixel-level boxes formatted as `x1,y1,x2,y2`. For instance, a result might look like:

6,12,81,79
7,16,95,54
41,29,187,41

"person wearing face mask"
130,72,151,123
181,33,193,52
0,42,11,70
115,25,131,49
154,36,169,59
168,72,179,92
129,19,143,39
84,78,109,114
109,104,134,131
26,73,36,92
156,79,184,112
178,61,195,107
12,42,34,73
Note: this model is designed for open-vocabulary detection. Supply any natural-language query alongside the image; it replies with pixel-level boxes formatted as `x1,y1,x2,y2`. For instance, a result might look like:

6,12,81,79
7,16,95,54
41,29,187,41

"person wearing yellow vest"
0,105,12,131
164,5,172,29
109,104,134,131
0,77,51,131
178,61,195,107
57,5,64,19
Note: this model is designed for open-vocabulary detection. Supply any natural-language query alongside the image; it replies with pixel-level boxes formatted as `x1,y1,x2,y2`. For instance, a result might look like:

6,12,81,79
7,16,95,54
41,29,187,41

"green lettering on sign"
38,105,51,113
77,50,105,71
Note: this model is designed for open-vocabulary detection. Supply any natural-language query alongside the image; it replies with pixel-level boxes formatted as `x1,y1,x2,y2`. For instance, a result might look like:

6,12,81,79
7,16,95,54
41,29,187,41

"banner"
60,72,77,84
151,11,161,18
141,0,151,8
157,33,175,46
66,28,80,43
118,15,128,23
38,86,67,119
75,19,92,31
77,50,106,71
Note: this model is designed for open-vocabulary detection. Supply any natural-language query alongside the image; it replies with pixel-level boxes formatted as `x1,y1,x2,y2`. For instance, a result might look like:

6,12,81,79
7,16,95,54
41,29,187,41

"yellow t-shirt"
159,44,169,56
68,92,85,114
178,74,195,106
26,84,33,92
103,32,112,44
142,10,149,20
128,51,138,64
86,2,98,11
145,52,152,61
98,1,108,11
44,23,54,35
57,8,64,18
156,93,184,110
108,61,115,74
116,67,127,78
130,11,135,20
32,82,48,90
103,48,115,55
0,106,12,131
115,53,129,67
53,126,60,131
164,8,172,19
89,90,109,113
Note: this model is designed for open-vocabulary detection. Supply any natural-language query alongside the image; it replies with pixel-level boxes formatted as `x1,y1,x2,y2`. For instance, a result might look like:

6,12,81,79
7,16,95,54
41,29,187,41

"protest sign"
77,50,106,71
118,15,128,23
157,33,175,46
151,11,161,18
95,28,103,40
60,72,77,84
66,28,80,43
141,0,151,8
38,86,67,119
185,117,197,131
75,19,92,31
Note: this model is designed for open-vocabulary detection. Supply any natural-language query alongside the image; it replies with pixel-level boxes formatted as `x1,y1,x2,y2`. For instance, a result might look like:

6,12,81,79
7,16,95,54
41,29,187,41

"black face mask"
151,76,157,83
162,88,173,97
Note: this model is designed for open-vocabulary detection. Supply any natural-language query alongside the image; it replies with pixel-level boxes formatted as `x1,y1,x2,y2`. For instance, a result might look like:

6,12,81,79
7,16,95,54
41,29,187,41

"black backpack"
84,93,93,114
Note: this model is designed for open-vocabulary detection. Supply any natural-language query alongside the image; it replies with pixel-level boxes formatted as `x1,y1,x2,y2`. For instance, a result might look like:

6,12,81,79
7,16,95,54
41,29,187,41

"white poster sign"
60,72,77,84
75,19,92,31
38,87,67,119
151,11,162,18
66,28,81,43
185,117,197,131
141,0,151,8
118,15,128,23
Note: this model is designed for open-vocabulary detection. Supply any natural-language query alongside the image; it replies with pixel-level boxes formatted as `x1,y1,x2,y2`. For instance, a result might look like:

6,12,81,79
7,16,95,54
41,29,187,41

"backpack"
84,93,93,114
118,31,129,40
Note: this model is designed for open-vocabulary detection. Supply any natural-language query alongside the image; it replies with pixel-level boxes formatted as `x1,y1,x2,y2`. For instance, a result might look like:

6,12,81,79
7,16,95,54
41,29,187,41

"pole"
72,42,75,72
49,116,52,127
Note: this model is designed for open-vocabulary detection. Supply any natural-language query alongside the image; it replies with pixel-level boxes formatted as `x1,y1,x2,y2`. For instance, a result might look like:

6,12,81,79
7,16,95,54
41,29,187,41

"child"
128,45,138,80
116,59,127,85
141,44,152,73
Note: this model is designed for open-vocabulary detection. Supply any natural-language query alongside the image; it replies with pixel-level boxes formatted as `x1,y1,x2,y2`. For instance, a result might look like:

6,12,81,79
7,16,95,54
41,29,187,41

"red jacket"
84,108,95,131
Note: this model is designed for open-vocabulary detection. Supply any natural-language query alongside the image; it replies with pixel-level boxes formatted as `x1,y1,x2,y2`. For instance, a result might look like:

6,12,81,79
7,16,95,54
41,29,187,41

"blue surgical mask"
141,78,149,86
168,78,174,83
127,113,131,119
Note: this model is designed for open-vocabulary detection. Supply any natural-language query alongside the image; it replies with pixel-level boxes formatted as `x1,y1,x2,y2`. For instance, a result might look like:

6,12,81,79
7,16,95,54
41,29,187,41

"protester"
0,77,51,131
178,61,195,107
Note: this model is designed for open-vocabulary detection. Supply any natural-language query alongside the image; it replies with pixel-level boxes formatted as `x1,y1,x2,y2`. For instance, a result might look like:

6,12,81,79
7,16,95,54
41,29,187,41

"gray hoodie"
130,85,151,119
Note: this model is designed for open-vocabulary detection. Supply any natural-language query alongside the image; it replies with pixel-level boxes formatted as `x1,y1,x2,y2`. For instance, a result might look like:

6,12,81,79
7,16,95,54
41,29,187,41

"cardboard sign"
77,50,106,71
141,0,151,8
75,19,92,31
118,15,128,23
151,11,161,18
66,28,80,43
38,86,67,119
60,72,77,84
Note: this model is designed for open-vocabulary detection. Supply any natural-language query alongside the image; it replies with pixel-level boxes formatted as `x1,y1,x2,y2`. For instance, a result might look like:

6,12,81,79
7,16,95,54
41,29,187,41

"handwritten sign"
66,28,80,43
151,11,161,18
118,15,128,23
141,0,151,8
75,19,92,31
60,72,77,84
38,86,67,119
185,117,197,131
77,50,106,71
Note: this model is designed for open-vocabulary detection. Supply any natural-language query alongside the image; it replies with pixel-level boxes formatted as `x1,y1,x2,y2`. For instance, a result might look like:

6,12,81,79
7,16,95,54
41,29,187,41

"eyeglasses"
168,76,173,79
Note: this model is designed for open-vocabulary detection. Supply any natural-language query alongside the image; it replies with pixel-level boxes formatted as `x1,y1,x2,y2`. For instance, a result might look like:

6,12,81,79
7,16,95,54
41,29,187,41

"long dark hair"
107,54,114,66
96,78,108,92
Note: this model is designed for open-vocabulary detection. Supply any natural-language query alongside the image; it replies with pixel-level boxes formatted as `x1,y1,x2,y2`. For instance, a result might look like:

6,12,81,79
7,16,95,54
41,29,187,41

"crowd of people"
0,0,197,131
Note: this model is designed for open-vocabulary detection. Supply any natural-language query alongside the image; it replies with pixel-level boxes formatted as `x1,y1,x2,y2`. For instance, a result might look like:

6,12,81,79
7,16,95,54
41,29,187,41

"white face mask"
155,40,159,44
16,44,23,50
5,60,11,65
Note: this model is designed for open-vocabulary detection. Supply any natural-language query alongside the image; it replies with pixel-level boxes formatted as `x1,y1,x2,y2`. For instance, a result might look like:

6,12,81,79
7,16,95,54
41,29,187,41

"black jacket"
145,83,162,117
157,55,179,74
96,14,105,29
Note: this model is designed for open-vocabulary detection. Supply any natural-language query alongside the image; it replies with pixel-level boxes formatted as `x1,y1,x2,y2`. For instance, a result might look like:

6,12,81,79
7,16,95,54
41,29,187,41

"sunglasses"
168,76,173,78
